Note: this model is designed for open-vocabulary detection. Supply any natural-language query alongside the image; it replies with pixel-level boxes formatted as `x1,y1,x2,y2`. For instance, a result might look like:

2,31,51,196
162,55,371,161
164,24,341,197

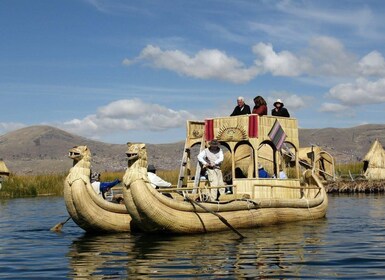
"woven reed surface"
64,177,131,233
126,174,327,233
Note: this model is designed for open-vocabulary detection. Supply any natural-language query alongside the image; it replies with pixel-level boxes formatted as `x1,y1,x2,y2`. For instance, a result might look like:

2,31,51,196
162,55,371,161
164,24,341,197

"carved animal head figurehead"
68,145,91,167
126,143,147,168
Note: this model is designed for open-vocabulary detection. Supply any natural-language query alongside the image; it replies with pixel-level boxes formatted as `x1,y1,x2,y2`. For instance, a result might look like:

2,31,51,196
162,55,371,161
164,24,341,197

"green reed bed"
335,161,364,179
0,173,66,198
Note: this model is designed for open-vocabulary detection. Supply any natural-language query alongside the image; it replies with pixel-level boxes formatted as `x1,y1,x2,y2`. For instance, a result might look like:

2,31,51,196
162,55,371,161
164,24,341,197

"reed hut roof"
363,139,385,179
0,159,10,176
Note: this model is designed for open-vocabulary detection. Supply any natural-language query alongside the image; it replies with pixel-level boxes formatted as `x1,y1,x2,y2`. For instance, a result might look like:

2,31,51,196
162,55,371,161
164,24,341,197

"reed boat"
63,145,132,233
122,115,328,234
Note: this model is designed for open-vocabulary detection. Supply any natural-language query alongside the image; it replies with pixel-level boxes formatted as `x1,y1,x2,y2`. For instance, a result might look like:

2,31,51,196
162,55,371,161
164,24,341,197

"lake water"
1,194,385,279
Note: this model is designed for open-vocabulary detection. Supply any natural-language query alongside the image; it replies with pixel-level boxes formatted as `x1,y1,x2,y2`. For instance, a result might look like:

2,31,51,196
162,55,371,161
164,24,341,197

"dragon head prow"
123,142,148,186
126,142,147,165
68,145,91,166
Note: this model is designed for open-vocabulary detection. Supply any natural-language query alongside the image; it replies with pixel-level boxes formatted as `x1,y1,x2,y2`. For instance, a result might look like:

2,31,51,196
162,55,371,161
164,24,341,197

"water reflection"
2,196,385,279
67,219,328,279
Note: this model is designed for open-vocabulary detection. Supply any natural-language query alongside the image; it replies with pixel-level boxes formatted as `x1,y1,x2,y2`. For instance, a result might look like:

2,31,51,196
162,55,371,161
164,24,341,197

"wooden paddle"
185,196,245,239
50,216,71,232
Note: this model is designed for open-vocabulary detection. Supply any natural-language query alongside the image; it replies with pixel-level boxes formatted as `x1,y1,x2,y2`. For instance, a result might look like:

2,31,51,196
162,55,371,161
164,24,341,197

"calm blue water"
0,194,385,279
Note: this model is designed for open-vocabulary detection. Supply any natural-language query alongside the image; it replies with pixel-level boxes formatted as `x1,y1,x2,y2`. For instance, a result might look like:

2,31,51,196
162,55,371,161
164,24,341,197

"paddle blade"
50,217,71,232
50,222,64,232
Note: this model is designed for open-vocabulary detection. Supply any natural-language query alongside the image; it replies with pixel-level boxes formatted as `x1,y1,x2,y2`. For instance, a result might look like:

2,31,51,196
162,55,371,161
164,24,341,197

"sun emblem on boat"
217,123,247,141
192,129,203,138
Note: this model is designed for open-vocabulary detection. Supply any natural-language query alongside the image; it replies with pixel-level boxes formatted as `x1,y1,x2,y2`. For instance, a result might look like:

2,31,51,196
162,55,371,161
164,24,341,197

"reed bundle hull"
123,173,328,234
64,177,132,233
63,145,131,233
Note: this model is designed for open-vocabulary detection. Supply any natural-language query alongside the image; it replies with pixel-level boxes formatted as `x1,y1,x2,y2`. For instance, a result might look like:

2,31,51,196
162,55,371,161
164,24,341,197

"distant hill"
0,124,384,174
0,125,184,174
299,124,385,163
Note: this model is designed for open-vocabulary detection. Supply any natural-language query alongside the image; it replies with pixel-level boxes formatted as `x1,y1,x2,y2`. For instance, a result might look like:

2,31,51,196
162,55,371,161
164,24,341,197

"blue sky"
1,0,385,144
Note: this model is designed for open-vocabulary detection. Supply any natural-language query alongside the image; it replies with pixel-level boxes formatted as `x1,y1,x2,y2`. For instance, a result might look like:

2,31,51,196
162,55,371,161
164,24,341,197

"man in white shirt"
197,139,226,201
147,165,172,189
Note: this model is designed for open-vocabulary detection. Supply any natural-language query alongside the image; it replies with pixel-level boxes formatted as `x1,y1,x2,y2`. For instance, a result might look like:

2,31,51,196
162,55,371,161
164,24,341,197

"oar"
50,216,71,232
185,196,245,239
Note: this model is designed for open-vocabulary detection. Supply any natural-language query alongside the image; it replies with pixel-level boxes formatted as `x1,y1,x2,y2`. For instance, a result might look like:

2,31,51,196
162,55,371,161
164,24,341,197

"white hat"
274,99,284,107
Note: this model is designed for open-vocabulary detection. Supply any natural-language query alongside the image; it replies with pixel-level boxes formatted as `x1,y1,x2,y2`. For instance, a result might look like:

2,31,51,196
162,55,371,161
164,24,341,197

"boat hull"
64,176,132,233
123,174,328,234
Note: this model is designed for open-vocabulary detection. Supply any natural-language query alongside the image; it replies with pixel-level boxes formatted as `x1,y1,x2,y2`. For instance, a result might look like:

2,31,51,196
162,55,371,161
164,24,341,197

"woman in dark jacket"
271,99,290,117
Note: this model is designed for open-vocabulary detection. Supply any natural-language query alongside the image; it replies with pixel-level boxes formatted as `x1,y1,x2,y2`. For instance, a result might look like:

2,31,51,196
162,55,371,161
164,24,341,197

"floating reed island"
325,180,385,194
325,139,385,194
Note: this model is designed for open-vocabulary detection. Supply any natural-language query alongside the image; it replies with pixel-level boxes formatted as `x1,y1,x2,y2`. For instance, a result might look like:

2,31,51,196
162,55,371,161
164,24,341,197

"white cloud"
122,58,134,66
319,102,350,113
127,44,260,83
358,51,385,76
60,98,196,139
0,122,26,135
252,43,311,76
307,36,357,76
327,78,385,106
125,37,385,86
267,93,308,112
275,0,377,39
284,94,308,110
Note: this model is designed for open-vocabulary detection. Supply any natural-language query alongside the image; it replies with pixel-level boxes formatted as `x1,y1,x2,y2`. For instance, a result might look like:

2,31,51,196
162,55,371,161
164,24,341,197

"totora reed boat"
64,145,132,233
122,115,328,234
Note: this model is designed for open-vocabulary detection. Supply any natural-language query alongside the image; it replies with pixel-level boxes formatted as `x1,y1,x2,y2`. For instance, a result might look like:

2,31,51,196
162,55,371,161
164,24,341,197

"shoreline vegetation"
0,162,384,199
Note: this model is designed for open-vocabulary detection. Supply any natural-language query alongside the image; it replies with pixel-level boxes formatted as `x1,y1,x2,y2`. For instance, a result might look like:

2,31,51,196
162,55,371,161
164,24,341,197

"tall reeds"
0,173,66,198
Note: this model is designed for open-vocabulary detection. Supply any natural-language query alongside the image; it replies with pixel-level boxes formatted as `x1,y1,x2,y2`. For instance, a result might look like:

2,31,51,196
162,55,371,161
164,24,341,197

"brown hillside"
299,124,385,163
0,124,384,174
0,125,184,174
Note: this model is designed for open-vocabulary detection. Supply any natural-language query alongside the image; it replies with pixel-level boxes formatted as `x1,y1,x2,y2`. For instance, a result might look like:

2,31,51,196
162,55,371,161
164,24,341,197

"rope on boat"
184,196,245,239
304,197,314,219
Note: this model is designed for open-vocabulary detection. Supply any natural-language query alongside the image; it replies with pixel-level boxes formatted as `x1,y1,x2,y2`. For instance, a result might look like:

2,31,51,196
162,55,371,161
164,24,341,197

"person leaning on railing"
252,95,268,116
271,99,290,117
230,96,251,116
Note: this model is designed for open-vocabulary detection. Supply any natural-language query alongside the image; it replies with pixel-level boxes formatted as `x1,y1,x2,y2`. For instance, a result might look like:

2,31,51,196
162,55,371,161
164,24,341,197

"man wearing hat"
272,99,290,117
197,139,226,201
90,172,121,199
147,164,172,189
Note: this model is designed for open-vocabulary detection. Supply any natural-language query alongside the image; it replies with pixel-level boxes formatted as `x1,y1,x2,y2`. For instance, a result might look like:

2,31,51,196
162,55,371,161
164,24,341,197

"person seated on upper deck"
252,96,268,116
258,164,270,178
271,99,290,118
230,96,251,116
147,165,172,189
197,139,226,201
90,172,121,199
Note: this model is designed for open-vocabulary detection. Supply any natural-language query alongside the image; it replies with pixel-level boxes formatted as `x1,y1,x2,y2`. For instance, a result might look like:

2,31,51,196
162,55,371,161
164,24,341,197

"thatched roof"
363,139,385,180
0,159,10,176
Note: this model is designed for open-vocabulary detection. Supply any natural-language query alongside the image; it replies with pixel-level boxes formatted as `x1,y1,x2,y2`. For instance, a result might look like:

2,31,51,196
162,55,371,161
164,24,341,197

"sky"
1,0,385,144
